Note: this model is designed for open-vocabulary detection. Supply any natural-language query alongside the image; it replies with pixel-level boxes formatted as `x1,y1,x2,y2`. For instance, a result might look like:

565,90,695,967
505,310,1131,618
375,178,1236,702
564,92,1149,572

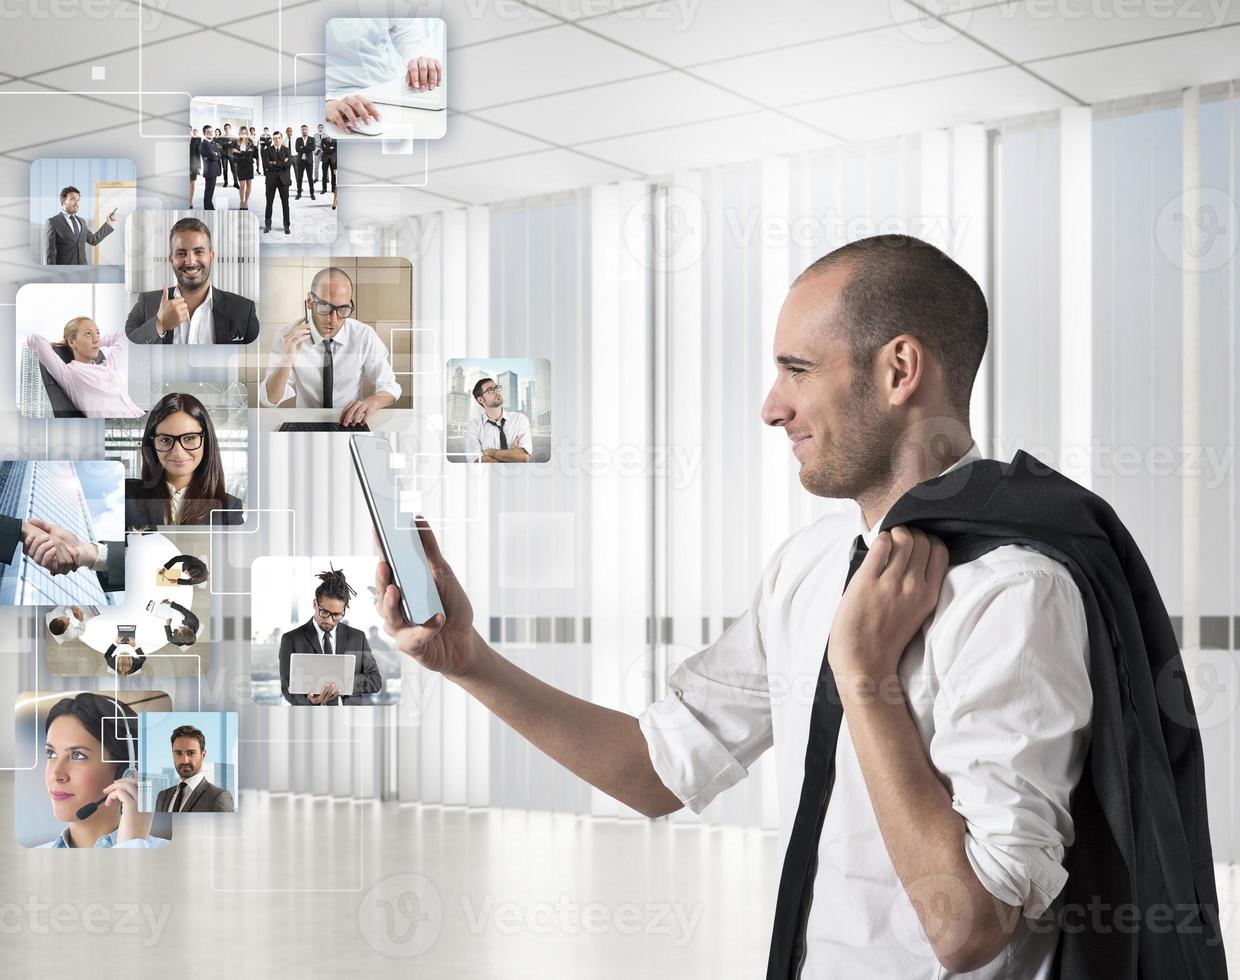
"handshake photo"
17,518,104,576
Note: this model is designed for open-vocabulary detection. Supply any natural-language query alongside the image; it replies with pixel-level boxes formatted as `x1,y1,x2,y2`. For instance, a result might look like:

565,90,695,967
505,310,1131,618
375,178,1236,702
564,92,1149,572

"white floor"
188,177,339,246
0,782,777,978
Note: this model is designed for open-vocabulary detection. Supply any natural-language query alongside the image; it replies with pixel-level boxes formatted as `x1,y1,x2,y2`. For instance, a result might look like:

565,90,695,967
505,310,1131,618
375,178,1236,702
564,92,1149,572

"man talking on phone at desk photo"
367,235,1226,980
262,265,401,428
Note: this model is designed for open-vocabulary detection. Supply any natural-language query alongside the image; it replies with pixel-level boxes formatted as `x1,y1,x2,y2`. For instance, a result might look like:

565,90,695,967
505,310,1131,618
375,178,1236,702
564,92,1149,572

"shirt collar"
166,482,188,499
858,440,982,548
180,771,206,792
309,317,352,348
49,827,119,848
484,411,507,425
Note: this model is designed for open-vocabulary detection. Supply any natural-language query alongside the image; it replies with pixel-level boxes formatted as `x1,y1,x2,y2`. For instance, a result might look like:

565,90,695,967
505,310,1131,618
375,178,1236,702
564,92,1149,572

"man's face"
61,192,80,214
168,230,214,292
307,273,353,339
314,596,346,633
224,125,231,134
171,737,204,778
317,125,324,135
476,381,502,411
301,126,309,136
273,132,283,148
203,127,213,139
760,265,898,500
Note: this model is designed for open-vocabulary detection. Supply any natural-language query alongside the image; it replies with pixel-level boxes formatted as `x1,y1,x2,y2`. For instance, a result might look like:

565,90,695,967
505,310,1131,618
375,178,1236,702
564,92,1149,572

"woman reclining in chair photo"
26,317,142,419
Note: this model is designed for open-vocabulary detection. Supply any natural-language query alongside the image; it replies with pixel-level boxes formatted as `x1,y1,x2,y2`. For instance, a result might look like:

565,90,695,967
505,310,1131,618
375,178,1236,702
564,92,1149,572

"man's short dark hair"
472,377,494,403
170,724,206,751
202,124,213,134
792,234,988,419
310,266,354,297
169,217,212,248
223,123,231,129
48,616,68,636
59,186,80,202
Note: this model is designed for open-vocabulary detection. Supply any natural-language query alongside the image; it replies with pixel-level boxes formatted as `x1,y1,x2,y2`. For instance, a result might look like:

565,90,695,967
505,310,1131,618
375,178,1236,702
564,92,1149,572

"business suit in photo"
124,287,259,344
293,135,316,199
0,514,125,592
124,479,244,528
215,133,235,186
263,143,292,232
155,777,234,812
278,619,383,706
199,137,222,209
45,211,113,265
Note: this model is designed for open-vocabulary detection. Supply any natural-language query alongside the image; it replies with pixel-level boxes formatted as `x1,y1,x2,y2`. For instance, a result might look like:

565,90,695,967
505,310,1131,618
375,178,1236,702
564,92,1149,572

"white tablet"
289,653,356,696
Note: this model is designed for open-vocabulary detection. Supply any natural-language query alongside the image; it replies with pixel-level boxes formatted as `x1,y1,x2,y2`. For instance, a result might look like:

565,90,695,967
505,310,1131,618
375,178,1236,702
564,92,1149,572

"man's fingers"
161,286,169,303
926,537,950,586
414,515,446,572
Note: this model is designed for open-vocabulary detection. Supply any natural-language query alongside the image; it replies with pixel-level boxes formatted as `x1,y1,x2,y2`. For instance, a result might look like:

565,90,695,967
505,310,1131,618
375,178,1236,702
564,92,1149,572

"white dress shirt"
325,18,441,96
319,625,345,708
174,287,214,345
167,771,205,812
464,410,531,462
166,482,188,523
261,317,401,408
638,443,1093,979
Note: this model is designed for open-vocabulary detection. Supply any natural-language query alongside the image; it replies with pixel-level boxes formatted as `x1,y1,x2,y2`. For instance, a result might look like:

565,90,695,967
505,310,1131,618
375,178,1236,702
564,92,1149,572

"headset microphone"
74,698,138,821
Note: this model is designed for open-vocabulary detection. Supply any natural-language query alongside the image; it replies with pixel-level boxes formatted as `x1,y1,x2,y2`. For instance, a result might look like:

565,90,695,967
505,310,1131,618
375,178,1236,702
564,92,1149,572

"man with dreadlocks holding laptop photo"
278,566,383,706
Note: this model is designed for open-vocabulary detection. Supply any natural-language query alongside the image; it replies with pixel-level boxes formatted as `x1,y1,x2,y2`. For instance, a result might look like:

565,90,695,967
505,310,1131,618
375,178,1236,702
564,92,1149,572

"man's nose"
761,383,789,428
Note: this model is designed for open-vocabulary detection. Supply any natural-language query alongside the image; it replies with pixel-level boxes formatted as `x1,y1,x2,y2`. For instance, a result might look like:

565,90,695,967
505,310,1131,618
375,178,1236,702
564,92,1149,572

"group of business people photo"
189,114,337,244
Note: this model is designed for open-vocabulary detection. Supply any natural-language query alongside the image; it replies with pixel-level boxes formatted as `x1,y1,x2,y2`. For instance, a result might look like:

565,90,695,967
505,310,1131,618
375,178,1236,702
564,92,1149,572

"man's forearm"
265,363,292,405
481,448,530,462
453,631,683,818
838,668,1018,973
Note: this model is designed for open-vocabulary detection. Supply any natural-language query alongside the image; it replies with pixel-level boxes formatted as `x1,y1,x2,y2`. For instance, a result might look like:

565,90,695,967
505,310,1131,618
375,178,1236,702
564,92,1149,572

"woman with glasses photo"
125,392,244,528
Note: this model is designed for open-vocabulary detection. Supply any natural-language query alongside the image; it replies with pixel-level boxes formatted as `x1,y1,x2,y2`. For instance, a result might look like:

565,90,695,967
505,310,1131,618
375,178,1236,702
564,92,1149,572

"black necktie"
323,629,333,657
322,339,334,408
170,781,188,812
489,418,508,450
69,214,78,236
767,533,869,979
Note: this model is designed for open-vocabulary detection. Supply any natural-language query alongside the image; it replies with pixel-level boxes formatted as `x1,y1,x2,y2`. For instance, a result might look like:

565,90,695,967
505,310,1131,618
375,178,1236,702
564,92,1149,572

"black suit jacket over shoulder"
278,619,384,706
876,450,1227,980
124,287,259,345
124,478,244,529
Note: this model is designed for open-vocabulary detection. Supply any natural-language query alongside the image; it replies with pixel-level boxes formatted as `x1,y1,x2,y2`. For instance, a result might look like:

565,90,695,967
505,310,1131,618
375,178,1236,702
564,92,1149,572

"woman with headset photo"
38,692,170,848
125,392,244,529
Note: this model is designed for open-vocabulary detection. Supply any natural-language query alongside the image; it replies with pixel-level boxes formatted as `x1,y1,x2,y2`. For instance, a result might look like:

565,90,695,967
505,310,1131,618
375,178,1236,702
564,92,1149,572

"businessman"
464,377,531,462
319,131,337,202
261,265,401,424
198,124,222,210
124,217,259,344
373,235,1225,978
0,514,124,591
216,122,235,188
294,124,316,201
262,130,292,235
278,567,382,705
45,186,116,265
155,725,234,812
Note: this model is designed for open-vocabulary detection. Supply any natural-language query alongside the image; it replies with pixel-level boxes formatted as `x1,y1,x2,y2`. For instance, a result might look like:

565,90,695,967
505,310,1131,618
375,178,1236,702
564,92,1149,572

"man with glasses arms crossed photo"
262,266,401,427
465,376,531,463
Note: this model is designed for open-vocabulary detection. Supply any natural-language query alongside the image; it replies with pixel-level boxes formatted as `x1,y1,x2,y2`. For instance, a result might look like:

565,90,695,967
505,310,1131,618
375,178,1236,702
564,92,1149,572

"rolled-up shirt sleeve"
638,574,777,815
928,561,1092,918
